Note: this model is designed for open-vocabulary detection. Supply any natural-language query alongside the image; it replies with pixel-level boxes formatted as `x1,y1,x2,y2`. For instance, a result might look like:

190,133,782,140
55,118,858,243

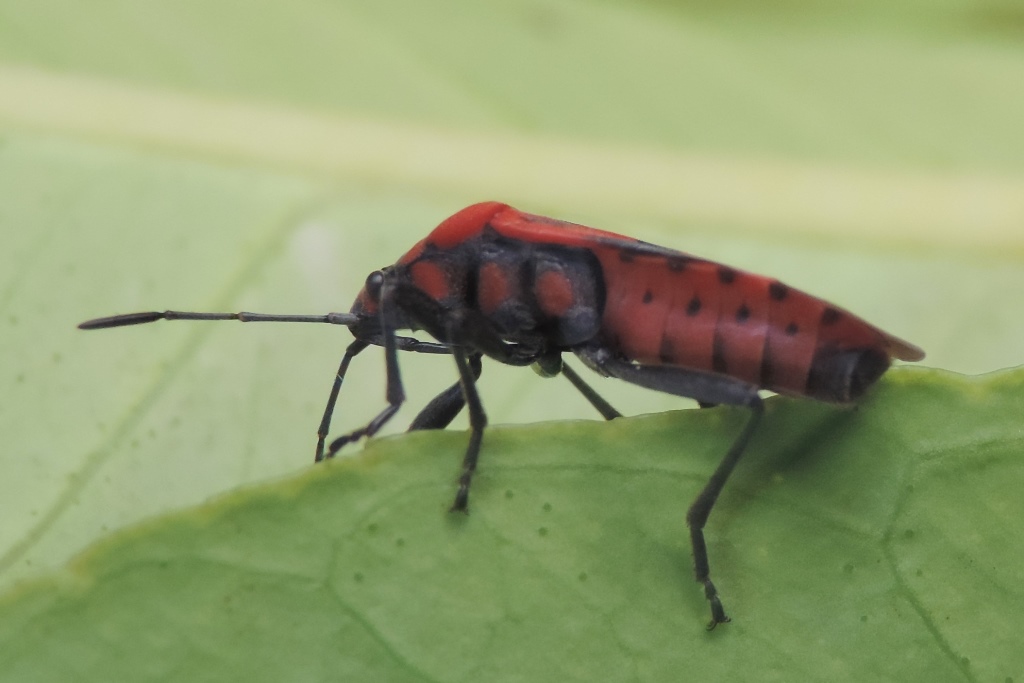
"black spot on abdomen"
769,281,789,301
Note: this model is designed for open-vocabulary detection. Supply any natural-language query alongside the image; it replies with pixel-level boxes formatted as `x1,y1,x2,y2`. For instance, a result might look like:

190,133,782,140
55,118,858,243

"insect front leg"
324,290,407,459
315,339,369,462
576,346,763,630
317,335,452,460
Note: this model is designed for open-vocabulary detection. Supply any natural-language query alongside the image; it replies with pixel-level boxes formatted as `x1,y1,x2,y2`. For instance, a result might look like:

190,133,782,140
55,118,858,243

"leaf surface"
0,369,1021,682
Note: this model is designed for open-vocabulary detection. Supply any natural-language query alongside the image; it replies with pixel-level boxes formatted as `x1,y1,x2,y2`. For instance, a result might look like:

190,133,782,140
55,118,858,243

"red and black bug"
80,201,924,629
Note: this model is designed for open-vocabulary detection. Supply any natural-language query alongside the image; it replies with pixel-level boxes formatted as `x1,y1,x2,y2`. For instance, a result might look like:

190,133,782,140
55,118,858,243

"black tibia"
316,339,369,462
316,336,453,461
408,354,483,432
576,345,763,630
449,341,487,512
427,308,533,512
325,287,406,460
686,404,762,630
351,282,537,512
560,362,622,420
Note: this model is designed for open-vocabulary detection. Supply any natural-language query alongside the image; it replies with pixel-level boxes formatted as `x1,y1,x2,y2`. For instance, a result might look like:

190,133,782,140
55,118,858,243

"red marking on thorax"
410,260,450,301
477,262,511,315
534,270,575,318
353,286,378,316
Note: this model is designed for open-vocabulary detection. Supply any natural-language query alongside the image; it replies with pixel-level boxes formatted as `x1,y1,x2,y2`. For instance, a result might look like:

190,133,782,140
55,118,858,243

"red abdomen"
595,248,923,403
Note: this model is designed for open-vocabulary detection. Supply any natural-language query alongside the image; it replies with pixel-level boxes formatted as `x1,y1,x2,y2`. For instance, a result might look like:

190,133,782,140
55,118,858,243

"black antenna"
78,308,449,354
78,310,359,330
77,306,452,463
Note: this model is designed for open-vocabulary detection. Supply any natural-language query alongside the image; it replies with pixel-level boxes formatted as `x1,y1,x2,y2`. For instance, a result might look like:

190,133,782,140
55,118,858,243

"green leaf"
0,367,1021,682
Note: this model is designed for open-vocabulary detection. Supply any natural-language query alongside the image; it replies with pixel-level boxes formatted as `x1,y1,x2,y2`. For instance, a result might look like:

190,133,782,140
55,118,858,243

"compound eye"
364,271,385,300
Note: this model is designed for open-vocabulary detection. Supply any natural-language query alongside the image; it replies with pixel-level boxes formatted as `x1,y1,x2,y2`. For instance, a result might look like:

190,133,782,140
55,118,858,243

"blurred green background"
0,0,1022,657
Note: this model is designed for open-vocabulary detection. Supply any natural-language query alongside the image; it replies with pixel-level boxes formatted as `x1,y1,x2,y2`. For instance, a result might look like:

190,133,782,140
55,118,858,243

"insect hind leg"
560,361,622,420
687,402,762,629
575,345,763,629
533,352,622,421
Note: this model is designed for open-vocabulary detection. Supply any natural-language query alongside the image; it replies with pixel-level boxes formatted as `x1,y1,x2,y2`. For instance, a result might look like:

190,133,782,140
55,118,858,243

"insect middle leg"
319,334,452,460
576,346,763,629
407,353,483,432
390,285,546,511
441,352,629,510
449,344,486,512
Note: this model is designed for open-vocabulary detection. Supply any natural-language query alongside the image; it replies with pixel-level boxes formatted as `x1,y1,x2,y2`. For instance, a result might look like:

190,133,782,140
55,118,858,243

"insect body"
80,201,924,629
